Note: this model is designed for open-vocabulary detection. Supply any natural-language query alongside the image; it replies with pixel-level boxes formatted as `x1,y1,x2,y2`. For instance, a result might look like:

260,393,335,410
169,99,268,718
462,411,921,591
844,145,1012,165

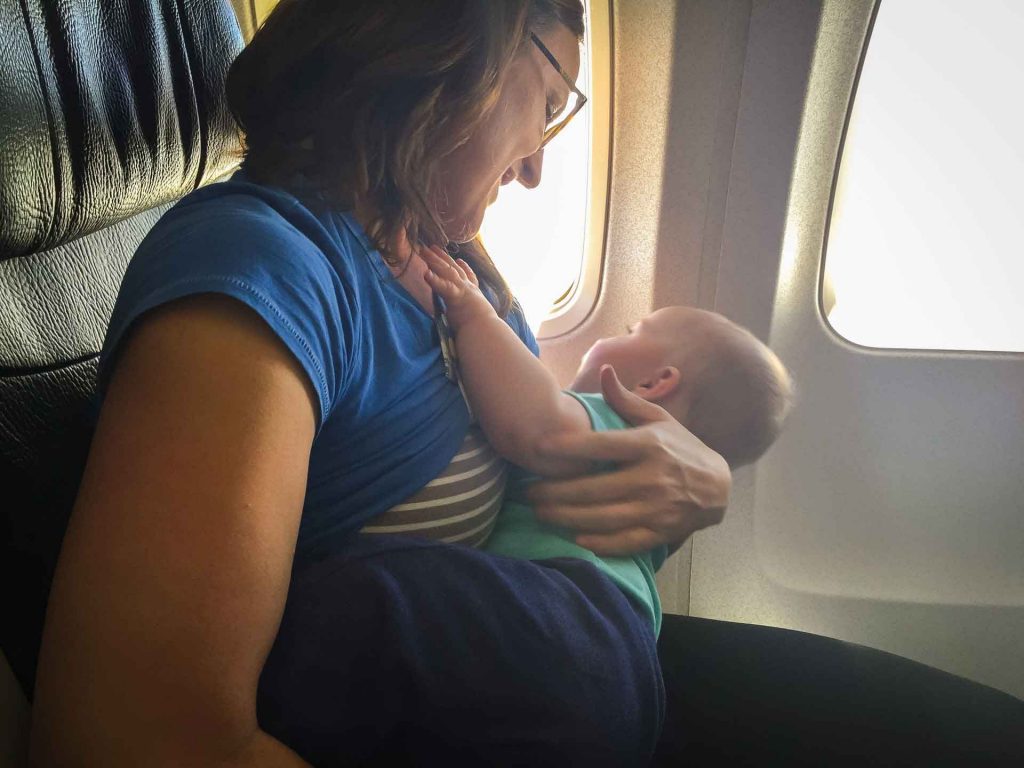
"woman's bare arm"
30,295,316,767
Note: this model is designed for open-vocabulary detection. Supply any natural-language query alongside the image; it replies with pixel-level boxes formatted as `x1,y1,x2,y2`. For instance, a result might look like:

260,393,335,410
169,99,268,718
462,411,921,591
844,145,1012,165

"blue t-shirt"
99,176,539,562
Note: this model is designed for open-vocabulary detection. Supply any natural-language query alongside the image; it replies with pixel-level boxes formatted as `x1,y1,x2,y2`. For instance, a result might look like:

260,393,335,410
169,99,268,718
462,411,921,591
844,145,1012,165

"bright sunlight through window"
480,4,593,332
824,0,1024,353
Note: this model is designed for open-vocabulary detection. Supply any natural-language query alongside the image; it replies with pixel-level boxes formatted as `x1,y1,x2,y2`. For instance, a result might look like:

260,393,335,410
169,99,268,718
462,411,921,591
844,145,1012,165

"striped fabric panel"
360,426,508,547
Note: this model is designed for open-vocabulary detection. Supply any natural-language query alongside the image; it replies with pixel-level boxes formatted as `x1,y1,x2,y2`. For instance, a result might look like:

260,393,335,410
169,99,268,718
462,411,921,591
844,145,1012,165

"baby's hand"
421,245,496,331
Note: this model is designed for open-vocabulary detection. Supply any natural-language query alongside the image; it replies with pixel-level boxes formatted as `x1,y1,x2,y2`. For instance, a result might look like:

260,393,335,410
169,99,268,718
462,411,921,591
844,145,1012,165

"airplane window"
481,2,595,332
823,0,1024,353
252,0,276,26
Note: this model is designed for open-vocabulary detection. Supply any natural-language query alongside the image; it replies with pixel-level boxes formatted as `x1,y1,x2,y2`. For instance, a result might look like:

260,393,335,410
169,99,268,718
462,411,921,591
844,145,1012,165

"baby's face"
571,307,708,393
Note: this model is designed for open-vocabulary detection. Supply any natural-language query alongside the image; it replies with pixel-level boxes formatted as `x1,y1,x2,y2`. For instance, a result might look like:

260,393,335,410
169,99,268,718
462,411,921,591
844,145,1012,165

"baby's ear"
634,366,681,402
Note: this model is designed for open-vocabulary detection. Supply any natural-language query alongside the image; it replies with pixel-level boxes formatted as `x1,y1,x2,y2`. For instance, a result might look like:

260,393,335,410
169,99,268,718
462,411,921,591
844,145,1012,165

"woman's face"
434,24,582,244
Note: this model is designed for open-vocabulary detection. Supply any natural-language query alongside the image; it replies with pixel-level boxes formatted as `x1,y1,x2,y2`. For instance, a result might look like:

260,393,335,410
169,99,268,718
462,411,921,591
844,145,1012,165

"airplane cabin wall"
540,0,1024,699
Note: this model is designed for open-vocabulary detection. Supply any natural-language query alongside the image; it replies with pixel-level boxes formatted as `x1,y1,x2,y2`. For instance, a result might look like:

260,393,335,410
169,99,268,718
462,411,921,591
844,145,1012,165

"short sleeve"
505,299,540,357
99,190,356,429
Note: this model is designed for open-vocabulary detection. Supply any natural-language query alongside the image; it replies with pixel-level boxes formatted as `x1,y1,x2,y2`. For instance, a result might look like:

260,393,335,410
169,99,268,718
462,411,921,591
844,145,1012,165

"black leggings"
654,615,1024,766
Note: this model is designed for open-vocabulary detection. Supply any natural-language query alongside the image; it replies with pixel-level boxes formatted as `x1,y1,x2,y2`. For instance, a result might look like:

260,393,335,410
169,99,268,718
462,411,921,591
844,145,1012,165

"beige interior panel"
686,0,1024,699
541,0,1024,699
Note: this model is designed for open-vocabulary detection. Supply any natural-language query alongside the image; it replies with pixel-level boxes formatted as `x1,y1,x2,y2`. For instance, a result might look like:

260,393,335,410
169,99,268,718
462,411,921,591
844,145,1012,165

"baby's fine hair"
684,325,793,470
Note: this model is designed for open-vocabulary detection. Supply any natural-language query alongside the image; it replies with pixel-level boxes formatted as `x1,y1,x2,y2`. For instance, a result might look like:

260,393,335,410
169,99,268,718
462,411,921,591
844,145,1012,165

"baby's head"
571,307,793,468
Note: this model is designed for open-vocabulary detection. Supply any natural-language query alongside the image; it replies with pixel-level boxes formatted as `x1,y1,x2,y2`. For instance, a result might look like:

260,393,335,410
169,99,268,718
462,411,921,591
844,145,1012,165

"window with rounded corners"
252,0,275,26
481,0,610,336
823,0,1024,353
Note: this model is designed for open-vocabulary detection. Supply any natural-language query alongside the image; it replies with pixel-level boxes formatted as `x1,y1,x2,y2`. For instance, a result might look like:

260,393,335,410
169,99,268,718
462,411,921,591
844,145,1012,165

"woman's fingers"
575,527,668,557
599,365,674,427
530,499,651,532
535,427,654,465
526,464,657,507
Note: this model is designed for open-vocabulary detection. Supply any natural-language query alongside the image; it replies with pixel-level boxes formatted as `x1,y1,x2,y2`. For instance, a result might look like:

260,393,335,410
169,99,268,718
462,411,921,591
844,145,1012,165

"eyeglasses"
530,32,588,149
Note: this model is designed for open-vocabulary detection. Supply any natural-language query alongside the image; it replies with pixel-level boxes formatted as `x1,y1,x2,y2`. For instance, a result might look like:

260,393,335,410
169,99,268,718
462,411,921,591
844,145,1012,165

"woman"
30,1,730,765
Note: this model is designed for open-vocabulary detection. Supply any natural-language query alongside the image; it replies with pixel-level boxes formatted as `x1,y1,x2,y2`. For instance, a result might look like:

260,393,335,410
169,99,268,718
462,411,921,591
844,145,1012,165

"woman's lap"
257,534,664,767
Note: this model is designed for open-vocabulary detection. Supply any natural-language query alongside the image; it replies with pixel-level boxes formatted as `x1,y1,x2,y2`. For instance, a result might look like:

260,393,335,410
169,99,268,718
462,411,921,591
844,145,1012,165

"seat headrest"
0,0,244,261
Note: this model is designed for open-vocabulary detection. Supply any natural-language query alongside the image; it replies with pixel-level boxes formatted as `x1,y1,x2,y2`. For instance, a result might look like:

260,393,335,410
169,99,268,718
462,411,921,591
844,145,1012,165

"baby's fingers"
423,265,460,300
456,258,479,287
419,246,450,274
422,265,447,290
423,245,466,282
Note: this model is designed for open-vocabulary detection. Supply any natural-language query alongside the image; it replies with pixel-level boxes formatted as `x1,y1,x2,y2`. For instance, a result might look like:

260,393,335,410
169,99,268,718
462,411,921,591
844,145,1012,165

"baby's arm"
421,246,591,477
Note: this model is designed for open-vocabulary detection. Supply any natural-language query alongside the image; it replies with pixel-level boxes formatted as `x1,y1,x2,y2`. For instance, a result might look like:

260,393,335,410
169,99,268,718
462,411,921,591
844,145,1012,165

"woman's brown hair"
226,0,584,317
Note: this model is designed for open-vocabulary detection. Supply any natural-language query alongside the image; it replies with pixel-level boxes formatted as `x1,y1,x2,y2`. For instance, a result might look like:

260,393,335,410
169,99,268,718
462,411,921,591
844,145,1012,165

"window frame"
818,0,1024,356
536,0,612,340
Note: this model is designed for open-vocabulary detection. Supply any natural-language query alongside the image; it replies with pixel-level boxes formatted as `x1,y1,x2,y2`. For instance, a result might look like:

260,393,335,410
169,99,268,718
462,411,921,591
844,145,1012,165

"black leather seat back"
0,0,243,696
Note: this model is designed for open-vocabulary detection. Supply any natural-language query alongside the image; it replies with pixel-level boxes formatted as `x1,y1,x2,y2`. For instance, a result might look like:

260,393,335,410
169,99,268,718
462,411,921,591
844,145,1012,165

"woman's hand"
526,365,731,556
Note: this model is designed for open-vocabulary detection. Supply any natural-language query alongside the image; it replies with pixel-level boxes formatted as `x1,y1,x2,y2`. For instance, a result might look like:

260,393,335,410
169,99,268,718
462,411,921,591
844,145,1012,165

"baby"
422,246,793,634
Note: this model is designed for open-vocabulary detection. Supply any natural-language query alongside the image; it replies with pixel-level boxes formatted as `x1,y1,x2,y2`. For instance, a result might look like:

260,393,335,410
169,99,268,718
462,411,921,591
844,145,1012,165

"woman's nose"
515,149,544,189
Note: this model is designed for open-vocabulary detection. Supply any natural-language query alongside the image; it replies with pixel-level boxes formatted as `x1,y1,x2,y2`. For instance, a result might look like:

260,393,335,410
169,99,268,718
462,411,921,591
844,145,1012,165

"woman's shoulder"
504,298,540,357
151,174,359,265
101,175,373,426
122,173,383,314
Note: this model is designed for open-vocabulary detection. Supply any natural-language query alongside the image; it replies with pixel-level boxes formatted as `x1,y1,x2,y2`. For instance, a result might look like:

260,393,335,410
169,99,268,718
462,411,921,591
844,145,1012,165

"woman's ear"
633,366,681,402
